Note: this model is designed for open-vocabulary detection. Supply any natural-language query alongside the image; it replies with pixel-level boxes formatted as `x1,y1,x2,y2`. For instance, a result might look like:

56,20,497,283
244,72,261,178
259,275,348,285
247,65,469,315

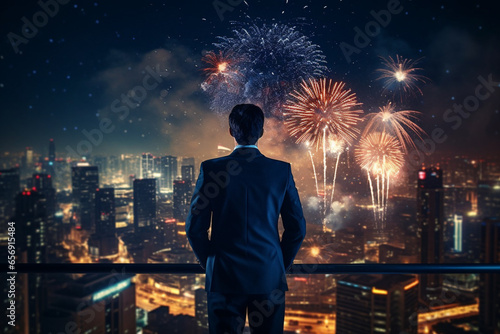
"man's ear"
259,128,264,138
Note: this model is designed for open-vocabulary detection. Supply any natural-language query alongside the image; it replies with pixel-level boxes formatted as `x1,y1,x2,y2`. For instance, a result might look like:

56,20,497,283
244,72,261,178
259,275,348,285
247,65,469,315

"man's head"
229,104,264,145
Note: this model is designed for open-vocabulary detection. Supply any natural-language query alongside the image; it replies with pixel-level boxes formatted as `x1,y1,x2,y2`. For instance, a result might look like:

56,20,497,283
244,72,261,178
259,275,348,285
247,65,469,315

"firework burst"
376,55,428,100
210,22,327,116
283,78,363,150
285,78,363,227
356,131,404,175
201,50,243,93
362,102,425,152
355,131,404,229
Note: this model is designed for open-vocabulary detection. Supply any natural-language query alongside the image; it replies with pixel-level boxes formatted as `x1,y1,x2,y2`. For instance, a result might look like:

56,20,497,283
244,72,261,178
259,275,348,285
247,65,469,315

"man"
186,104,306,333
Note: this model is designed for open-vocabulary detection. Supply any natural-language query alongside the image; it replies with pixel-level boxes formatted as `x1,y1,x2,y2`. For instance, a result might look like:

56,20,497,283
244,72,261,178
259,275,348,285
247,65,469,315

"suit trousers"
207,291,286,334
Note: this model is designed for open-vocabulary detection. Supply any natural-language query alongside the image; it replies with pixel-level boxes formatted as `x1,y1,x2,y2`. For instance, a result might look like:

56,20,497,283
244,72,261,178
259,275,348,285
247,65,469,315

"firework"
201,50,243,92
376,55,427,100
355,131,404,228
283,78,363,150
210,22,327,116
362,102,425,152
201,50,246,113
285,78,363,228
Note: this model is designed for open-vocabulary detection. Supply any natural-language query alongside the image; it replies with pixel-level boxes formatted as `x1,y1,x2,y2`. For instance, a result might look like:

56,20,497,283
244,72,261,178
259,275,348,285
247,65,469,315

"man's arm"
186,162,211,269
280,163,306,271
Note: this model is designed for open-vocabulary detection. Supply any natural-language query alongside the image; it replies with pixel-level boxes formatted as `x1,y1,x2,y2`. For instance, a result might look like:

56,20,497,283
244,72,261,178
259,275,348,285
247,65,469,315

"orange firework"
355,131,404,228
201,50,243,93
283,78,363,150
377,55,427,99
362,102,425,152
355,131,404,175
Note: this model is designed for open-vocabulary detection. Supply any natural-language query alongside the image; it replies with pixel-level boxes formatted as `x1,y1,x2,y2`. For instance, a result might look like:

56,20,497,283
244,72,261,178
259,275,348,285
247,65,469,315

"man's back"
187,147,306,294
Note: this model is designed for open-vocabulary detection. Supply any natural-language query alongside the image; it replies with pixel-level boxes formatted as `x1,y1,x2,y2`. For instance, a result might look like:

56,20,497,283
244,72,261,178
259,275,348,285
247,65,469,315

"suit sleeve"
186,162,211,270
280,163,306,271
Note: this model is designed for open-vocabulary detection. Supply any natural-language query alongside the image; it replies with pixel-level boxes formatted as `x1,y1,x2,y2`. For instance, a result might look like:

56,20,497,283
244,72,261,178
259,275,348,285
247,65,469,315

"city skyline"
1,1,500,333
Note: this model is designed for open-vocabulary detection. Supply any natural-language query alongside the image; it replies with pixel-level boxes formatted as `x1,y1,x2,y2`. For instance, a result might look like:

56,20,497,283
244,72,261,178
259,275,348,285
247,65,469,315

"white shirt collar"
234,144,258,150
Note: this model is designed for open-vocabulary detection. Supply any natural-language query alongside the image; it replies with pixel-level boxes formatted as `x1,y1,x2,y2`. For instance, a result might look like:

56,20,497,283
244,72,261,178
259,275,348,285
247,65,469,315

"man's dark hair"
229,104,265,145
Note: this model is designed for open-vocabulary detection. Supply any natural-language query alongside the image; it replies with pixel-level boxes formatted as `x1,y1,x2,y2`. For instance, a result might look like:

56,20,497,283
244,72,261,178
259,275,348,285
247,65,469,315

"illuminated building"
88,188,119,260
28,173,59,252
42,273,135,333
0,167,20,231
48,139,55,164
14,190,48,334
453,214,463,253
133,178,156,231
46,138,56,177
478,180,500,219
479,218,500,333
141,153,154,179
181,157,195,184
173,180,191,222
71,164,99,231
336,274,419,334
195,288,209,331
417,167,444,301
160,155,178,192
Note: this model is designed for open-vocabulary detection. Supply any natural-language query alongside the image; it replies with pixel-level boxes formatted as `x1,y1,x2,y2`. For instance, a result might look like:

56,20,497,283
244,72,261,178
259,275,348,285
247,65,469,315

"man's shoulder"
201,154,290,169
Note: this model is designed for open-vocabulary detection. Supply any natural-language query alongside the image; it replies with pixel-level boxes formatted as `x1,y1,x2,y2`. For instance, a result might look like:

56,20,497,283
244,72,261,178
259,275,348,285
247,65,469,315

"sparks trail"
363,102,426,152
355,131,404,229
376,55,428,101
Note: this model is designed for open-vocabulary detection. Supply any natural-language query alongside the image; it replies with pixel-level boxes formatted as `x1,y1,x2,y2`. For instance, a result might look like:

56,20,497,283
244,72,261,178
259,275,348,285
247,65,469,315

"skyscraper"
48,138,55,164
478,180,500,219
88,188,119,260
141,153,154,179
181,157,195,184
0,167,20,232
14,190,48,334
133,178,156,231
173,180,192,222
417,166,444,301
195,288,209,332
71,164,99,231
160,155,177,191
95,188,116,235
336,274,419,334
42,273,136,333
29,173,57,249
479,218,500,334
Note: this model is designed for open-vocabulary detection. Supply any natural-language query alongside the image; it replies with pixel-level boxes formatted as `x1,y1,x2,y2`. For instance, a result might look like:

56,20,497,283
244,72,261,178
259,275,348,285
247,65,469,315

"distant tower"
133,179,156,231
181,157,195,184
160,155,177,191
71,164,99,231
0,168,20,232
141,153,154,179
195,288,209,331
88,188,119,260
173,180,192,222
417,167,444,302
48,139,55,164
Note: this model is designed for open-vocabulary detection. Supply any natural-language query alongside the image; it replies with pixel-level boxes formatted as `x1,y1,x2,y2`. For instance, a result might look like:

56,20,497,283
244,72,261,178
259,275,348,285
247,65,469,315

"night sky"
1,0,499,160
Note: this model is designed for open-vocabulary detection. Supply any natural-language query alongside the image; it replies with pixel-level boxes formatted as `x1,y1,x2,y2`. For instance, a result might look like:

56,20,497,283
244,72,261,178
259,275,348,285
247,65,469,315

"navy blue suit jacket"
186,147,306,294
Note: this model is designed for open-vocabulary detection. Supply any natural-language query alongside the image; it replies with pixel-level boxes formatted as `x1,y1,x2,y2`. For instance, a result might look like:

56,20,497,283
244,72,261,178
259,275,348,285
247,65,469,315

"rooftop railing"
4,263,500,274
